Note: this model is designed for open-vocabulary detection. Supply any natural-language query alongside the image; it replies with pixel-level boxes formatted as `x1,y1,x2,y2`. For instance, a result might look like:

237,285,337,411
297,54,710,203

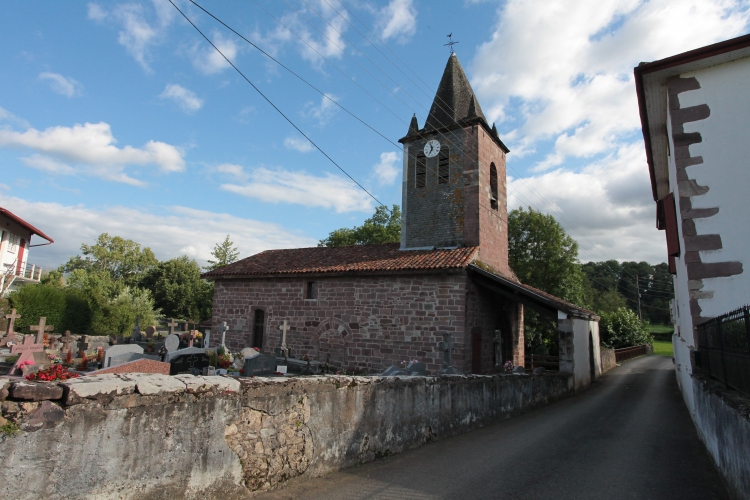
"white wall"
680,56,750,316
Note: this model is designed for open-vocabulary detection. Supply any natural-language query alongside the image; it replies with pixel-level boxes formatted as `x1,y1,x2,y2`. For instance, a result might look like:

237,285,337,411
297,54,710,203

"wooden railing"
614,345,648,363
524,354,559,371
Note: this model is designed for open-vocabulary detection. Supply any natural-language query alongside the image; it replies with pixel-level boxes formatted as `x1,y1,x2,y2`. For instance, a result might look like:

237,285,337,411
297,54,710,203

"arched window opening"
490,163,498,210
438,148,450,184
253,309,265,349
416,154,426,188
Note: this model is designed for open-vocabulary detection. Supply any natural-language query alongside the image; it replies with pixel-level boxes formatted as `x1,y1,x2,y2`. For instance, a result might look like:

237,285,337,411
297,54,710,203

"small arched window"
490,163,498,210
415,154,426,188
253,309,265,349
438,148,449,184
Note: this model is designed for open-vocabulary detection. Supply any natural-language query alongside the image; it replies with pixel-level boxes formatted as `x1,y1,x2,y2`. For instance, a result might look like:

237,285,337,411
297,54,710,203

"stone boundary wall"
0,372,573,499
600,347,616,373
691,374,750,500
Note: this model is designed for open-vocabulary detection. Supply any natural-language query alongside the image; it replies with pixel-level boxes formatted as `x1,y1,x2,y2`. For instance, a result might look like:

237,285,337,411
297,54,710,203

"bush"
8,285,67,332
599,307,652,349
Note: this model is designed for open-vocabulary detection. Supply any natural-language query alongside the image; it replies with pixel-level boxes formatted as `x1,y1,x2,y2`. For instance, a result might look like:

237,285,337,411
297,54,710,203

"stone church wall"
212,272,469,374
0,372,574,499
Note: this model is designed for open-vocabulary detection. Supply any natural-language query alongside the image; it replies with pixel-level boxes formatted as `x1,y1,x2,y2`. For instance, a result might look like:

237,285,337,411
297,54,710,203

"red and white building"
0,207,54,296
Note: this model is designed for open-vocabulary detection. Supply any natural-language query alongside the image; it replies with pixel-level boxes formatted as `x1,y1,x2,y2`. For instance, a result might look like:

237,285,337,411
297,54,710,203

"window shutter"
663,192,680,257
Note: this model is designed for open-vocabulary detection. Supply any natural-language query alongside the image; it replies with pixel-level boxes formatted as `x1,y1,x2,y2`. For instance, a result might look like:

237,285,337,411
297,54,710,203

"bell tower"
399,54,512,277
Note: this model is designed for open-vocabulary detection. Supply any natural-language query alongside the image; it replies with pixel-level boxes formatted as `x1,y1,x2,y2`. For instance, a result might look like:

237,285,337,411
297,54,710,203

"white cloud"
87,3,107,22
0,106,30,129
221,167,374,213
214,163,248,182
250,0,349,70
509,143,664,263
376,0,417,43
159,83,204,112
0,194,316,269
283,136,314,153
38,72,82,98
372,152,400,186
88,1,176,72
0,184,10,192
304,93,340,125
190,31,240,75
471,0,750,167
0,121,185,186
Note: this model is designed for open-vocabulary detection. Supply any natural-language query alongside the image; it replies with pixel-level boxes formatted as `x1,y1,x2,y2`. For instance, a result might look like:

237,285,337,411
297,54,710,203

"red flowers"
26,364,80,382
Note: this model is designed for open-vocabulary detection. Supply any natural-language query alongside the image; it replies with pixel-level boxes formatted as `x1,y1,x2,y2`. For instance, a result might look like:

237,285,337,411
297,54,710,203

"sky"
1,0,749,270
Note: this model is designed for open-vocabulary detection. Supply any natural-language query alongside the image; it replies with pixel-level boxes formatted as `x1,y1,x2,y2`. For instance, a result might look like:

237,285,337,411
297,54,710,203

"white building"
635,34,750,498
0,207,54,296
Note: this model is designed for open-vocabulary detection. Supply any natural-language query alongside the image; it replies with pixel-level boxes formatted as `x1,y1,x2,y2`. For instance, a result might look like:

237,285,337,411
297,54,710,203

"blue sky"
1,0,748,269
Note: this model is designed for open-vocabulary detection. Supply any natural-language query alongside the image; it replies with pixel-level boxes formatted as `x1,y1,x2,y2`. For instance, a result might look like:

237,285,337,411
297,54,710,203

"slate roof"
202,243,479,279
424,53,487,131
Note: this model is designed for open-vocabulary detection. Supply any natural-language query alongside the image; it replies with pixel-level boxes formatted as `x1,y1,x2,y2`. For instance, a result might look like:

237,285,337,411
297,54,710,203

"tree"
599,307,652,349
140,256,213,321
508,207,585,355
205,235,240,271
61,233,158,287
319,205,401,247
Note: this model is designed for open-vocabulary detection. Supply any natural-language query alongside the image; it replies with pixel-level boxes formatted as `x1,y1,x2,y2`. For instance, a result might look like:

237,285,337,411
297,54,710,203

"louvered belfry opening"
438,148,450,184
416,154,427,188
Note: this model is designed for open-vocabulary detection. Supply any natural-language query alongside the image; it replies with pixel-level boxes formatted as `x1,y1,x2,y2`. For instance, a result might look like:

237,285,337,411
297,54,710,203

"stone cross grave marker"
104,344,144,368
218,322,228,349
167,318,178,336
29,316,54,344
60,331,74,354
1,308,21,347
77,335,90,359
438,332,458,374
492,329,503,370
278,320,290,358
11,335,44,375
132,316,142,342
164,334,180,353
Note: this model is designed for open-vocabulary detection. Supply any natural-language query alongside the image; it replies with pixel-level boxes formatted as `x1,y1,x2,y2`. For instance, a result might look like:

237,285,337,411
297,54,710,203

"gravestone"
10,336,45,375
164,334,180,353
1,308,21,347
243,353,277,376
131,316,142,342
512,366,526,374
103,344,145,368
169,350,210,376
203,328,211,350
108,352,159,368
166,318,178,336
492,329,503,371
30,317,54,344
438,333,458,375
164,346,205,363
382,365,409,376
217,322,228,349
241,347,259,360
406,361,427,375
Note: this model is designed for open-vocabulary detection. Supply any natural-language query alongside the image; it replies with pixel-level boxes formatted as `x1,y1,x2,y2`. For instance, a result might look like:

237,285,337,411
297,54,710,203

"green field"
648,324,674,335
652,339,674,357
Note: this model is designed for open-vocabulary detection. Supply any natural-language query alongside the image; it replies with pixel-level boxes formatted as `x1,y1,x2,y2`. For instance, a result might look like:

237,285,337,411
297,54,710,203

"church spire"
408,113,419,135
424,53,486,131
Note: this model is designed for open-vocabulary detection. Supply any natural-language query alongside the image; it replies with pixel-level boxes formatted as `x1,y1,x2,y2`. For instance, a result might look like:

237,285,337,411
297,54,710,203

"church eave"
203,267,469,281
398,117,509,154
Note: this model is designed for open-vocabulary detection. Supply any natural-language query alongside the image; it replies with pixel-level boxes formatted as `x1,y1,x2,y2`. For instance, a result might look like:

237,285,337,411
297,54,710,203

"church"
204,54,599,380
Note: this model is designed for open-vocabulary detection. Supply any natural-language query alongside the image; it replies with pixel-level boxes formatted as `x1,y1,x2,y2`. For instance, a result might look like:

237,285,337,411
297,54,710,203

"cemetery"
0,306,577,499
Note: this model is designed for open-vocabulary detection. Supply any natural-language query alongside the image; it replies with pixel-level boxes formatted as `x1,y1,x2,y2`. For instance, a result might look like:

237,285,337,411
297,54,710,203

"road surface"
257,355,728,500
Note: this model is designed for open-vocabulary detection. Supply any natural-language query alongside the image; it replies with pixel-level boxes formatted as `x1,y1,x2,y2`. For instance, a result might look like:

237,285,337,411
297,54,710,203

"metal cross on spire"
444,33,459,54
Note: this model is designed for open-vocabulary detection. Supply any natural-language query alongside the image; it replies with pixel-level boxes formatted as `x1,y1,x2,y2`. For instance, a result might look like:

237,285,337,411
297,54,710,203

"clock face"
424,139,441,158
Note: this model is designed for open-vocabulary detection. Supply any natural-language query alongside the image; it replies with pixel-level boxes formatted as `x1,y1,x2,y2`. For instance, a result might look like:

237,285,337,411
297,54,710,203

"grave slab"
108,352,159,368
90,359,170,376
164,346,205,363
244,353,277,376
169,350,210,375
103,344,144,368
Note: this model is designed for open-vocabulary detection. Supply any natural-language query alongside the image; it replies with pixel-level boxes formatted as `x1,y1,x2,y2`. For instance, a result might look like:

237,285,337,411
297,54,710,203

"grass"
0,421,20,438
648,324,674,334
652,339,674,357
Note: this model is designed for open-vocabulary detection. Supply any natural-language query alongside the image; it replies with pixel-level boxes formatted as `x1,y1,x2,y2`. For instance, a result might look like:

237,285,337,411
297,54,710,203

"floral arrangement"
65,350,73,365
96,347,104,363
195,332,203,339
77,352,89,371
400,358,420,368
217,353,233,369
26,364,79,382
301,355,310,362
503,360,514,374
17,359,35,370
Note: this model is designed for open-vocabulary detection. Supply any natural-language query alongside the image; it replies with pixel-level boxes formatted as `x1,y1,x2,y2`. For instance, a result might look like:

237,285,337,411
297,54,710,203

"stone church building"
204,54,599,380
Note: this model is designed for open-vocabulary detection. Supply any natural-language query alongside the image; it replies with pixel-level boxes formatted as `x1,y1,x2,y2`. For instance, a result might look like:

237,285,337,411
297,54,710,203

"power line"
168,0,386,210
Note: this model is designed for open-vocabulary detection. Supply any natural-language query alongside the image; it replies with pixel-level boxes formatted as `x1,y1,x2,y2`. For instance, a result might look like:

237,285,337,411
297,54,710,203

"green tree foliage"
8,285,66,332
318,205,401,247
205,235,240,271
599,307,652,348
582,261,673,324
140,256,212,321
508,207,585,355
61,233,158,287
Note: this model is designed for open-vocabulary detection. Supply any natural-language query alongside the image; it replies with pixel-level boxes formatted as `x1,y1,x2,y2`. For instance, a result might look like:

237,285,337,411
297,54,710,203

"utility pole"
636,275,642,321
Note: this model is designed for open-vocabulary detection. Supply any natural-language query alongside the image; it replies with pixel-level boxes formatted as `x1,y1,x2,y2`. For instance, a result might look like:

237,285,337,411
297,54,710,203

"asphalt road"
256,356,729,500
